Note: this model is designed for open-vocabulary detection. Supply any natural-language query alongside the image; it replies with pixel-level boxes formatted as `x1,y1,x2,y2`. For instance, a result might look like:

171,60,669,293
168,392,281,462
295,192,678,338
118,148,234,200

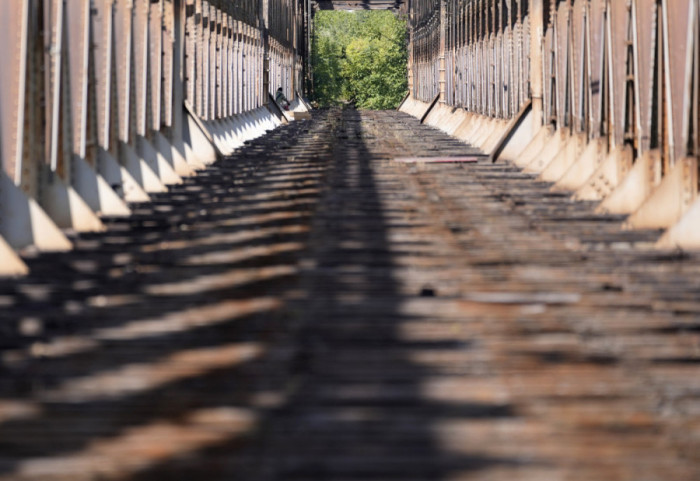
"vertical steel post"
530,0,544,129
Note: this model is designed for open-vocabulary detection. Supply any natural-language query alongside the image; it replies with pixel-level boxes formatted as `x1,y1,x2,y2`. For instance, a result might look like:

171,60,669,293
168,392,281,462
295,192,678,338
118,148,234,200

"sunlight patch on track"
42,343,264,403
4,407,258,481
145,265,297,296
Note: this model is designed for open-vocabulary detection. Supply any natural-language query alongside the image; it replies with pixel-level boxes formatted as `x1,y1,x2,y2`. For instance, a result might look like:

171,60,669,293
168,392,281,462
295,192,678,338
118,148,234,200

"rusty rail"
405,0,700,250
0,0,307,275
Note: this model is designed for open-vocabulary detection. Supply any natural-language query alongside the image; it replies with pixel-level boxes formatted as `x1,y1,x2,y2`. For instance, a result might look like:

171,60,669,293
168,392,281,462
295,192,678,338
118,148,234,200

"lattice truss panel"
0,0,307,275
406,0,700,249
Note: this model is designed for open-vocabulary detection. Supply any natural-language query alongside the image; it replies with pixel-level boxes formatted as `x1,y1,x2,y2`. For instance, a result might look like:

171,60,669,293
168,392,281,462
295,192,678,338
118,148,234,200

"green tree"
311,11,407,109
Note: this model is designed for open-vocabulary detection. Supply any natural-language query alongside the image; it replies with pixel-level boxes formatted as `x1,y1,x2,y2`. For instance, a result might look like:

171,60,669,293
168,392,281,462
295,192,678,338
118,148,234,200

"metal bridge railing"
0,0,307,275
406,0,700,249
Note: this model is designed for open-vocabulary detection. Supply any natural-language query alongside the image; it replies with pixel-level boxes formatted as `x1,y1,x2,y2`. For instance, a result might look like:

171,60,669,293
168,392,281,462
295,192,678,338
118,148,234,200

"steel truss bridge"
0,1,698,480
0,1,697,274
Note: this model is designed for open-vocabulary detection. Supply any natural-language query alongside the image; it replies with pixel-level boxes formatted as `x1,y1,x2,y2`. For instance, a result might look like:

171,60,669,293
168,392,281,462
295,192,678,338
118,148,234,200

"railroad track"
0,107,697,480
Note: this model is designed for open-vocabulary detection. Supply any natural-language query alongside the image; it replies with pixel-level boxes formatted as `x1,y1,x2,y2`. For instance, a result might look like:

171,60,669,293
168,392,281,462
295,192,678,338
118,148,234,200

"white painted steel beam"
0,171,72,252
0,235,28,276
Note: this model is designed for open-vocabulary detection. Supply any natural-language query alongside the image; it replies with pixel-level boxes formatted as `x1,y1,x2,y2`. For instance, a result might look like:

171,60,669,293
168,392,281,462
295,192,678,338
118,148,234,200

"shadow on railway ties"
0,108,528,480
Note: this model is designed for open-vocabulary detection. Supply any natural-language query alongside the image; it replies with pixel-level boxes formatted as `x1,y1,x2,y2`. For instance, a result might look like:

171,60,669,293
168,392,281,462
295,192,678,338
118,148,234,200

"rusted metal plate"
132,0,149,136
571,0,585,133
241,23,248,113
543,18,555,124
608,0,630,147
149,0,164,131
221,11,230,118
210,2,218,119
215,8,223,119
65,0,91,160
587,0,605,138
195,0,205,117
184,0,197,110
234,20,241,114
20,0,44,193
89,0,114,151
663,0,694,164
43,0,64,172
113,0,134,143
633,0,657,153
518,0,530,109
554,1,570,129
162,0,175,127
244,24,251,112
201,1,211,120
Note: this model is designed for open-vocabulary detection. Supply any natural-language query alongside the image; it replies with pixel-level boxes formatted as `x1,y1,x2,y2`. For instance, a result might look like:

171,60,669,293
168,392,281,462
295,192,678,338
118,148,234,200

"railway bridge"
0,1,699,480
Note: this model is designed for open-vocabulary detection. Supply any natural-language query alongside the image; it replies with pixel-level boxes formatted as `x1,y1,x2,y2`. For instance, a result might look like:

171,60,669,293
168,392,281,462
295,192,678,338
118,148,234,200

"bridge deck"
0,108,698,480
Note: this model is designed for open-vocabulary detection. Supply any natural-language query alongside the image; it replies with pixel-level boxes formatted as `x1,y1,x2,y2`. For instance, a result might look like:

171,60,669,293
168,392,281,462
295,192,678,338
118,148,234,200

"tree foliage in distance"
311,10,408,110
